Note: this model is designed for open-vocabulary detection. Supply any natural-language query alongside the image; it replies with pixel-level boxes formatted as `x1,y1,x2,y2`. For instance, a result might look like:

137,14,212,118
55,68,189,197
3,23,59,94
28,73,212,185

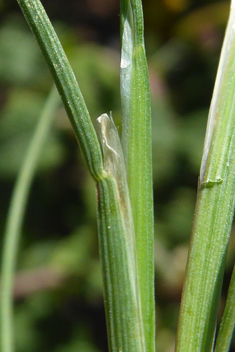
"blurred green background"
0,0,235,351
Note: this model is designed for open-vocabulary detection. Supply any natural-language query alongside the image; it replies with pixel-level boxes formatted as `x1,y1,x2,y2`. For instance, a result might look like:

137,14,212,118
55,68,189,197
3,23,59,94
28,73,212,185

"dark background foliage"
0,0,234,351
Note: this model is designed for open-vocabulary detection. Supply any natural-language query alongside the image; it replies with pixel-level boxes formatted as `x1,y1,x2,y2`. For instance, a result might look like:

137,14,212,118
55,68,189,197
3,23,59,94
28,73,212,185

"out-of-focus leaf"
175,2,229,42
162,188,196,244
0,16,47,86
177,109,208,172
151,94,178,185
69,45,120,118
0,89,65,177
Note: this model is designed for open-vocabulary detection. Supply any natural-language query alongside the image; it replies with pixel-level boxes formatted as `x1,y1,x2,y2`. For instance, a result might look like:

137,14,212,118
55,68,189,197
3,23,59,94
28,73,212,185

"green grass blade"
176,2,235,351
15,1,149,350
214,265,235,352
97,113,145,352
120,1,155,351
16,0,103,181
0,87,60,352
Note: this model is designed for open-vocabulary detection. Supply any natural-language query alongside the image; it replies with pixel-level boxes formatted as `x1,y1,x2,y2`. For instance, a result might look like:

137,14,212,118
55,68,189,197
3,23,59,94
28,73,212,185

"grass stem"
0,87,60,352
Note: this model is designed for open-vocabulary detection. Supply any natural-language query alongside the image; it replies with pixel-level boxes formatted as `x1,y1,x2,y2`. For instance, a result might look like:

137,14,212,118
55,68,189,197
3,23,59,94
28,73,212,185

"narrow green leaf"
0,87,60,352
214,265,235,352
16,0,103,181
120,1,155,351
15,1,149,350
97,114,145,352
176,2,235,351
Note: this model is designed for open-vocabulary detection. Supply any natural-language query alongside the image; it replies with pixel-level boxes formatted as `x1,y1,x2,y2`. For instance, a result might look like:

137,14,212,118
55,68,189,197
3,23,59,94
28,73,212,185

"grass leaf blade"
176,2,235,351
16,0,103,181
214,265,235,352
0,87,60,352
120,1,155,351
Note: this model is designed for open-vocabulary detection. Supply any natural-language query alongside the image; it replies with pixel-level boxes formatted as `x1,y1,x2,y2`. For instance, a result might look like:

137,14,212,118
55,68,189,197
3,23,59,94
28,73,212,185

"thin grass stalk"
214,265,235,352
0,86,59,352
176,1,235,351
16,0,103,181
120,1,154,351
15,1,147,350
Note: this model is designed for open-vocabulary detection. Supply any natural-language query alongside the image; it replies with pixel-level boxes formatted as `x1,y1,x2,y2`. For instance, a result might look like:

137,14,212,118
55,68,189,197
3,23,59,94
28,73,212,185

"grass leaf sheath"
176,2,235,351
97,114,145,352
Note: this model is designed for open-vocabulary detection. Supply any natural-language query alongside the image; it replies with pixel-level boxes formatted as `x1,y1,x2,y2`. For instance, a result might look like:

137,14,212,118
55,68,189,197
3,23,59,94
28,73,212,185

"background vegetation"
0,0,234,351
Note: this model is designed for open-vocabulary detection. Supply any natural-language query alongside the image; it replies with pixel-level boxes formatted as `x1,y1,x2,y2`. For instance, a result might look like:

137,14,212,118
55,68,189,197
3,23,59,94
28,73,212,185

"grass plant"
1,0,235,352
1,0,153,351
